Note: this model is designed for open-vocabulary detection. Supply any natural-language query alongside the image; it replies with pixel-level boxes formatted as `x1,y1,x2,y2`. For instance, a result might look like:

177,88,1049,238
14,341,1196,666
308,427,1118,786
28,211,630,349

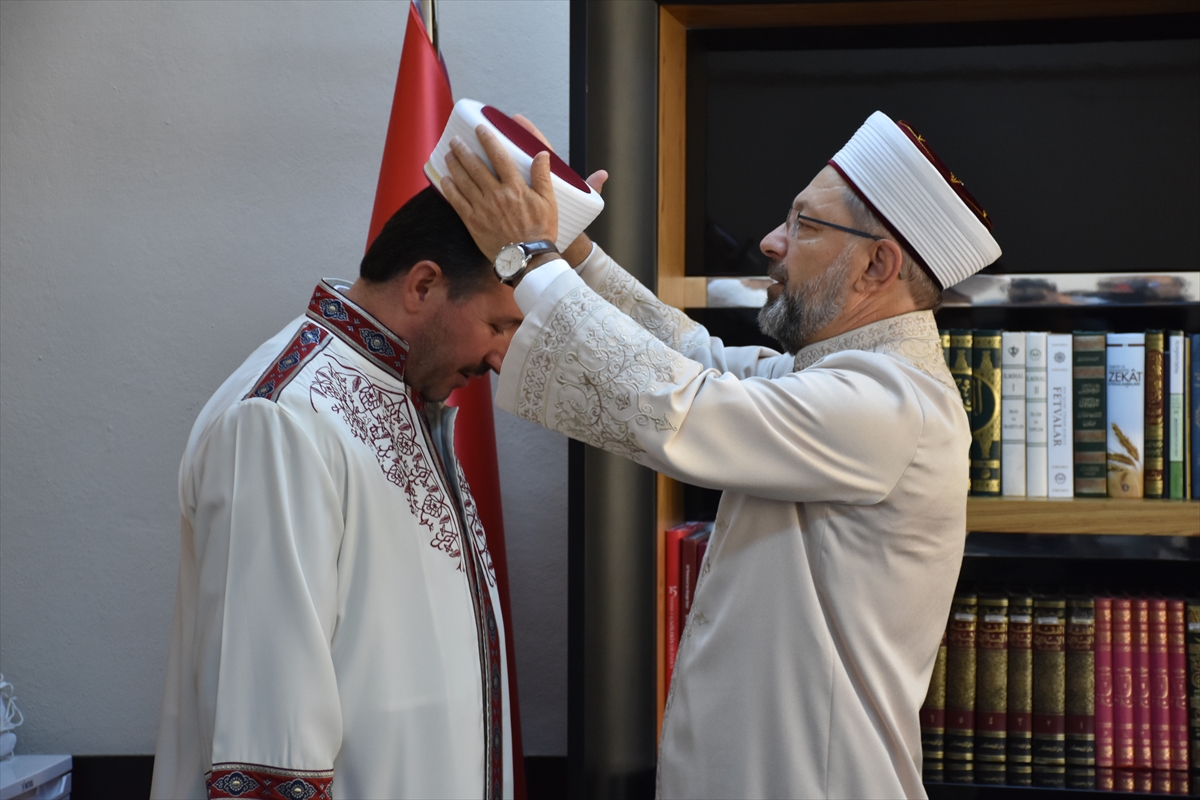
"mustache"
767,260,788,284
463,363,492,378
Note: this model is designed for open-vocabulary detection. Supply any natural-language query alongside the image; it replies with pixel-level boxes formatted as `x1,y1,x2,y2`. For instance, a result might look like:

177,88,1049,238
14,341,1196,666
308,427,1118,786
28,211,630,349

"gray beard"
757,245,856,354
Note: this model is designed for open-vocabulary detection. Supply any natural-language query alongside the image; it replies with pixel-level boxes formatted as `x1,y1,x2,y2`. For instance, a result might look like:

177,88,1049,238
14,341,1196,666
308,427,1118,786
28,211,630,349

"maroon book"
1166,599,1190,771
1149,599,1171,770
680,526,712,622
1094,597,1114,768
1112,598,1134,768
1132,598,1152,770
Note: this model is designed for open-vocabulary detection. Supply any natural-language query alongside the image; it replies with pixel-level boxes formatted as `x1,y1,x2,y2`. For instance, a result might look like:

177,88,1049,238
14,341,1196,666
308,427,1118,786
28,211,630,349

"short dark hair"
360,185,491,297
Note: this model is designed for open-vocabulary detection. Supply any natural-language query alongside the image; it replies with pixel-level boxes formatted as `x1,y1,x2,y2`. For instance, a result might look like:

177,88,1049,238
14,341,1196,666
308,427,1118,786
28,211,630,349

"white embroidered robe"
152,280,512,800
496,246,971,800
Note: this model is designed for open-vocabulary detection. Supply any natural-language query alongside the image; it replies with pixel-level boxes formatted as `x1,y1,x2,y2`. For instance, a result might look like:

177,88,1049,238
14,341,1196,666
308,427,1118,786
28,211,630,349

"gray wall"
0,0,569,757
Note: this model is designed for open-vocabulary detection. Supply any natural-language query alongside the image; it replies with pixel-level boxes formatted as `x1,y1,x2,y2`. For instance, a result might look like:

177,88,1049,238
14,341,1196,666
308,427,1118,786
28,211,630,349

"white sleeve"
187,399,343,793
496,275,923,504
573,244,795,379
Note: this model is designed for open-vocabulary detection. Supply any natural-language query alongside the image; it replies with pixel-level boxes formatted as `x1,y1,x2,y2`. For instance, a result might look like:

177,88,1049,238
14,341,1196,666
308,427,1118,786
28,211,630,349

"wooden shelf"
966,497,1200,536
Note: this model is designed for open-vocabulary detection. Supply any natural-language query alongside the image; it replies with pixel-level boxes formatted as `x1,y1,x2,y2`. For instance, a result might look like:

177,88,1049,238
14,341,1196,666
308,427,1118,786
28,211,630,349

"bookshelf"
647,0,1200,791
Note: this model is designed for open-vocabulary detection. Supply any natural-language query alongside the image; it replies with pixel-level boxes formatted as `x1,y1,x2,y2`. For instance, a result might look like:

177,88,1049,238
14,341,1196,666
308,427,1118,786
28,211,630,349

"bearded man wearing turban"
443,111,998,799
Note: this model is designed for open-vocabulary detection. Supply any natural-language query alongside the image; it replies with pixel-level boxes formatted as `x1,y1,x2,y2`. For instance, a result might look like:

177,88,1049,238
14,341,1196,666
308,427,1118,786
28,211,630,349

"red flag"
367,4,526,796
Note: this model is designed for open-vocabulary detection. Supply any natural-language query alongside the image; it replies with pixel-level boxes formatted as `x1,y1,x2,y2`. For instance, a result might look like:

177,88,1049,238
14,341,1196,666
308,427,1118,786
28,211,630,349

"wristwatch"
494,240,558,286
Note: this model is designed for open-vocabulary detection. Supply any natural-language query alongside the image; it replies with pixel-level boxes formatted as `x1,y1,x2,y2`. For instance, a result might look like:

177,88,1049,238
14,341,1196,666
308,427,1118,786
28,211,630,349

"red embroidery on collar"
306,281,410,382
244,323,330,402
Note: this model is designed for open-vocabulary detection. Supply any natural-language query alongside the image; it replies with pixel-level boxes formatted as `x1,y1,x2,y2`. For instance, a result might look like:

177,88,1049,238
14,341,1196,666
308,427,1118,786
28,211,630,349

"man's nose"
761,224,787,262
485,349,506,375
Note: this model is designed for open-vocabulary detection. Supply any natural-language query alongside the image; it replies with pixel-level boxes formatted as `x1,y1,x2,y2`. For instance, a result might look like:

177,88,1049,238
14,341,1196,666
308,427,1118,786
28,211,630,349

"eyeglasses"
786,207,884,242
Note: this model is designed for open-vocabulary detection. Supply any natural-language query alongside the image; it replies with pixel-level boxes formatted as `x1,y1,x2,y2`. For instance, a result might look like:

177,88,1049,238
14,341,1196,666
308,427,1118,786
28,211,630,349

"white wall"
0,0,569,757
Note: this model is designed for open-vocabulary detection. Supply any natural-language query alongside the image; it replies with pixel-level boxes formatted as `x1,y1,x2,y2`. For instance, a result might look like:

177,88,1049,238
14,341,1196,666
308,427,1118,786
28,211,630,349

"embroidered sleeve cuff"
513,258,571,312
208,764,334,799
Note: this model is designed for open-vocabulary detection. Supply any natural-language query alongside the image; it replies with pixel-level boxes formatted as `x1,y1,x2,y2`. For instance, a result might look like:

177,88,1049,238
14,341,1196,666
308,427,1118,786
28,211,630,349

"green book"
1144,331,1165,499
940,328,951,369
976,594,1009,783
1008,593,1035,786
1072,332,1107,497
949,329,973,414
1168,331,1185,499
970,330,1002,496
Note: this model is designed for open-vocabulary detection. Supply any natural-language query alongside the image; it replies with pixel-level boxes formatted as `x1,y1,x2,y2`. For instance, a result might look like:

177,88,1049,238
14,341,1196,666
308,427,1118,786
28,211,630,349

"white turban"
829,111,1001,289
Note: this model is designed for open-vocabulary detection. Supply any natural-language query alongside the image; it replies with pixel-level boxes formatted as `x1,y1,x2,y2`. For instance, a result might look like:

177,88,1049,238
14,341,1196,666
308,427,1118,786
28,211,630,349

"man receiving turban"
442,111,999,799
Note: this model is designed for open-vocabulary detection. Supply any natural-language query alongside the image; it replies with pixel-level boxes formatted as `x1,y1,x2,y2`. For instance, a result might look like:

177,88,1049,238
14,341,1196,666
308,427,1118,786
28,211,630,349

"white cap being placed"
425,99,604,253
828,111,1001,289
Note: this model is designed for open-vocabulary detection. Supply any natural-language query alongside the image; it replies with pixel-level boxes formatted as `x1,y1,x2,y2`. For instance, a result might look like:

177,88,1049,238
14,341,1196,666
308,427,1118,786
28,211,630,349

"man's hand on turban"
442,126,558,262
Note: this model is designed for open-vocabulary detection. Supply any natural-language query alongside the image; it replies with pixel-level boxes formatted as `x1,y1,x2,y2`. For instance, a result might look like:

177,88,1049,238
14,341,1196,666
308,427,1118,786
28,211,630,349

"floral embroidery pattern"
793,310,956,392
592,253,710,355
207,764,332,800
309,356,460,563
518,286,687,461
454,463,496,587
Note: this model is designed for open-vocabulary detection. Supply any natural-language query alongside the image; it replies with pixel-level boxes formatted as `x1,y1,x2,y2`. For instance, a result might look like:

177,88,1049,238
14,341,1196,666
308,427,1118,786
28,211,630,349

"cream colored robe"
153,280,512,800
496,247,970,799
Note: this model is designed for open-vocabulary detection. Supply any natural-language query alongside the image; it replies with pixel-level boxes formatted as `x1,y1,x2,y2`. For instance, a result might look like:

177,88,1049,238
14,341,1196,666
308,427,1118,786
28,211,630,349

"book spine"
1185,335,1195,496
971,331,1002,496
940,329,950,369
1032,597,1067,767
1026,332,1048,497
1149,599,1171,770
1073,332,1108,497
1106,332,1145,498
1133,598,1152,769
949,329,972,415
1046,334,1074,497
921,630,948,778
664,524,687,693
945,593,979,780
1187,336,1193,498
681,535,697,623
1187,602,1200,771
1144,331,1165,498
1169,602,1190,771
1094,597,1114,768
1007,594,1034,785
1065,597,1096,766
976,595,1009,782
1001,332,1027,496
1113,598,1134,768
1169,332,1185,498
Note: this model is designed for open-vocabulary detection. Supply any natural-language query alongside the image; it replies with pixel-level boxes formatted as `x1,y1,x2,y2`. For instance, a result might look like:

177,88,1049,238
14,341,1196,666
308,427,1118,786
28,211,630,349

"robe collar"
792,310,955,391
307,279,410,384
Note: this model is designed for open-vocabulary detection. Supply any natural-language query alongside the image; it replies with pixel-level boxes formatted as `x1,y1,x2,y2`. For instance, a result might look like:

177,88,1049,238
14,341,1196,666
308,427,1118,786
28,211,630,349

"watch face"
495,245,525,280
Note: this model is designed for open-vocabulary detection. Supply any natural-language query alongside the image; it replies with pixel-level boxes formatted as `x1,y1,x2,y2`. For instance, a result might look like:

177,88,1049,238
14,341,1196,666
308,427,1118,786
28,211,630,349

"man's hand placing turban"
442,126,558,262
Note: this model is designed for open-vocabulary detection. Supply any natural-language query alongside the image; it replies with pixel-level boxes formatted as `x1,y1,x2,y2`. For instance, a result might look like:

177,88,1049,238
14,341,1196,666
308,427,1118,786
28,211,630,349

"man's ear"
401,260,447,315
859,239,904,294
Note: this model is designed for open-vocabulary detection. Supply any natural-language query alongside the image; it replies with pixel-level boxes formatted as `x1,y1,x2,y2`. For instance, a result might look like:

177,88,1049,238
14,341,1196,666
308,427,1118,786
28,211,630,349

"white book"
1025,332,1049,497
1046,334,1074,497
1106,332,1145,498
1001,331,1027,496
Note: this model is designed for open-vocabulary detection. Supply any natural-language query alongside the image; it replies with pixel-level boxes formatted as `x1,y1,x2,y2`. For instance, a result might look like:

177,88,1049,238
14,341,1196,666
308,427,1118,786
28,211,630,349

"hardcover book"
1073,332,1108,497
1192,334,1199,498
1186,601,1200,770
1132,598,1152,769
1105,333,1145,498
1168,600,1189,771
1007,593,1034,784
1112,597,1135,768
945,592,979,780
940,329,950,368
949,329,972,415
1149,599,1171,770
1065,597,1096,766
970,331,1002,496
1032,596,1067,767
1046,334,1074,497
1144,331,1165,498
975,594,1009,780
1168,331,1185,498
1001,332,1027,496
1026,332,1049,497
1094,597,1114,769
921,630,948,780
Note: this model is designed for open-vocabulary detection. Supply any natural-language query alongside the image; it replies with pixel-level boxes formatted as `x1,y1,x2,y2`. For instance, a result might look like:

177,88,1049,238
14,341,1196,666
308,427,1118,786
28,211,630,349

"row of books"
661,522,713,696
920,593,1200,789
939,330,1200,499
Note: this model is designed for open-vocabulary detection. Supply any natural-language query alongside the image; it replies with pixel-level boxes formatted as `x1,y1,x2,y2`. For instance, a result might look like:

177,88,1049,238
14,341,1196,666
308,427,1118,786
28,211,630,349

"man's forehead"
790,165,848,213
